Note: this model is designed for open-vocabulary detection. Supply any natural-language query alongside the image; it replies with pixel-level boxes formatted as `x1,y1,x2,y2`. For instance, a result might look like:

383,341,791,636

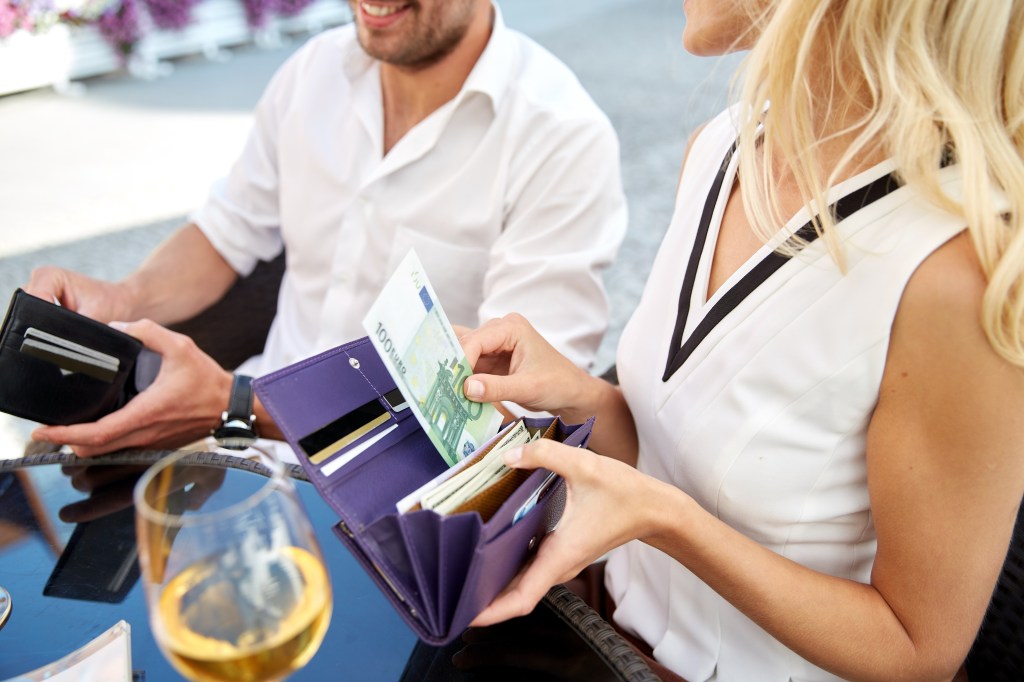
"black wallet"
0,289,161,425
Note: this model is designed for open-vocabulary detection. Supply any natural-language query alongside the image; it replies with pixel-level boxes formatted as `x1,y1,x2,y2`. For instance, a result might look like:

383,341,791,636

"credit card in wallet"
299,397,396,465
512,470,559,525
20,327,120,383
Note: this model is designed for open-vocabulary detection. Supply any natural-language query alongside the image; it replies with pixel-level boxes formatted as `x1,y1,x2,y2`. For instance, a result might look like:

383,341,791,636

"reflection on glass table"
0,455,412,682
135,449,330,682
0,451,657,682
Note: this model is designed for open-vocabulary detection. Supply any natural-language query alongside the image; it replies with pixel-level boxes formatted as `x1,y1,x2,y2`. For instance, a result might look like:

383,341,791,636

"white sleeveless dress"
604,108,972,681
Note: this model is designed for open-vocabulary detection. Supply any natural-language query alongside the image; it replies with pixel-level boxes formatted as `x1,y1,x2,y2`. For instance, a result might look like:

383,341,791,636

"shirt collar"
459,2,515,113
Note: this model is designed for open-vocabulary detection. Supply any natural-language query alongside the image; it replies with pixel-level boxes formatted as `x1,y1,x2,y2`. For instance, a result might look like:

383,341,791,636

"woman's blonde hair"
733,0,1024,366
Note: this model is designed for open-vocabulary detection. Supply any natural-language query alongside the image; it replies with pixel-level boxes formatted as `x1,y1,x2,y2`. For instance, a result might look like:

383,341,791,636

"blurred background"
0,0,740,454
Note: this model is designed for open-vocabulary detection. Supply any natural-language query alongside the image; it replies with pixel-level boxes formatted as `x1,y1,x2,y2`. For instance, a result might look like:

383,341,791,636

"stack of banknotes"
362,250,520,515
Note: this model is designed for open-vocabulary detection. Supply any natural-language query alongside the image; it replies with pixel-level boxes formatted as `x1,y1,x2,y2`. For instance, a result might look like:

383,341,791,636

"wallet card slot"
396,510,448,633
299,396,394,465
19,336,119,383
320,422,398,477
434,510,483,632
318,424,446,529
382,387,408,413
24,327,121,368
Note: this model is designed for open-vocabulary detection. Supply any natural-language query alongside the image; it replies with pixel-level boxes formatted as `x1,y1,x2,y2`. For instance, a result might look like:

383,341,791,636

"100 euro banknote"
362,250,503,467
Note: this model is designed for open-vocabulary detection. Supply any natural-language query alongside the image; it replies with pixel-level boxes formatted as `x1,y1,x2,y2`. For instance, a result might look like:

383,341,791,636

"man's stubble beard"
352,0,477,70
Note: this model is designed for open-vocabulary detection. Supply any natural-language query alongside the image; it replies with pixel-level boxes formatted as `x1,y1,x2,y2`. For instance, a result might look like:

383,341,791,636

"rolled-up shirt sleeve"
191,55,299,276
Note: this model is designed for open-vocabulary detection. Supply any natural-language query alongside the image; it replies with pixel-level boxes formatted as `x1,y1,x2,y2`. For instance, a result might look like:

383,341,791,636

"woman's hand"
460,314,640,461
470,438,674,627
459,313,602,420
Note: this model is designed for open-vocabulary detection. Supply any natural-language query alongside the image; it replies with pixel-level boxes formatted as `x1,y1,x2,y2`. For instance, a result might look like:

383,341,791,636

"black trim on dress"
662,146,901,382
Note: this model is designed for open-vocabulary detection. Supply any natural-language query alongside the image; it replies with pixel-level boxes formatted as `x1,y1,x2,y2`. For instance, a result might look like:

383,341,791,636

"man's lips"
358,1,412,28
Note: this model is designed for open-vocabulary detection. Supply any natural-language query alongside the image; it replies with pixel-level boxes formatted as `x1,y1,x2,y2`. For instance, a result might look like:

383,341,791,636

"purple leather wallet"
253,337,594,645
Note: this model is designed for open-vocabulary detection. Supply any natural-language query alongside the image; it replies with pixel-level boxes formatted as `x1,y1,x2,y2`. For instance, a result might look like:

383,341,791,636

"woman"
458,0,1024,680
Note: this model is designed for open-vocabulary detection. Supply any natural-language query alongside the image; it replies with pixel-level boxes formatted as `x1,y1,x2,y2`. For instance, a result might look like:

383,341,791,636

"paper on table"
362,249,502,467
5,619,132,682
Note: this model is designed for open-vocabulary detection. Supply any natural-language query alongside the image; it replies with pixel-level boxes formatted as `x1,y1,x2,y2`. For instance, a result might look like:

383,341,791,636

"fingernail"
109,321,128,331
464,379,484,400
502,447,522,467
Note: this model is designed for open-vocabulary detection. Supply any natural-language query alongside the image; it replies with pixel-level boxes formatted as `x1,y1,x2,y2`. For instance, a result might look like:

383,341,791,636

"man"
25,0,626,456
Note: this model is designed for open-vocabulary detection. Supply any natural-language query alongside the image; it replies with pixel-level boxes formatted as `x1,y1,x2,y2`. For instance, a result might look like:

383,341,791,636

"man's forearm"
121,224,240,324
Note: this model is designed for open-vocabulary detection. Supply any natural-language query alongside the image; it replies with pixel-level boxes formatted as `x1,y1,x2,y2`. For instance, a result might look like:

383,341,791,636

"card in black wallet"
0,289,161,425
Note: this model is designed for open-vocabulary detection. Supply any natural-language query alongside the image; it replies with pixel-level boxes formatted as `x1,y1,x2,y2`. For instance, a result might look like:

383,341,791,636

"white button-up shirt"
193,7,627,378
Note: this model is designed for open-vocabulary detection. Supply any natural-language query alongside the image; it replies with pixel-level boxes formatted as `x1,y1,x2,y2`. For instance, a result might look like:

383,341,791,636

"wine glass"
134,449,332,682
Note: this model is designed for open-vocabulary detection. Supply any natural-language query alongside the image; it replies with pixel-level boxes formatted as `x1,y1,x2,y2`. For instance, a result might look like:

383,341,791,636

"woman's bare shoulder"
875,229,1024,471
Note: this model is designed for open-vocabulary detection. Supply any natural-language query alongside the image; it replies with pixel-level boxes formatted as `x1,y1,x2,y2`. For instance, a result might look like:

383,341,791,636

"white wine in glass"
134,450,332,682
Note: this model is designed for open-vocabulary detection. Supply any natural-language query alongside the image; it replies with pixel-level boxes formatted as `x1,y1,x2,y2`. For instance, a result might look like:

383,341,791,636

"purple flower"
274,0,313,19
240,0,274,29
97,0,141,59
143,0,199,31
0,2,20,39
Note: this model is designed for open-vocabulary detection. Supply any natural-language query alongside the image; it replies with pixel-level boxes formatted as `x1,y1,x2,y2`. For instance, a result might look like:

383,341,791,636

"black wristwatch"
212,374,258,451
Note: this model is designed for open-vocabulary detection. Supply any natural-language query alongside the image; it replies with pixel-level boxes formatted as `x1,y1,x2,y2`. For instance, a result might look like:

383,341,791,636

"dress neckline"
662,143,902,383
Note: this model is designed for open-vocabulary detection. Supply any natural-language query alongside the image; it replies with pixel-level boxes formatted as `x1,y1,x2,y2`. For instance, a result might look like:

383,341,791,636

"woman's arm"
476,233,1024,681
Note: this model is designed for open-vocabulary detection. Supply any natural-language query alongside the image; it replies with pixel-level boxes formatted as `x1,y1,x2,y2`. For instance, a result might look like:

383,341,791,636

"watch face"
214,425,257,451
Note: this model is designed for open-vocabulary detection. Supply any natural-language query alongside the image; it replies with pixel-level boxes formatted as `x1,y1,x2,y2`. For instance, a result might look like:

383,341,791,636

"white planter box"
0,0,350,96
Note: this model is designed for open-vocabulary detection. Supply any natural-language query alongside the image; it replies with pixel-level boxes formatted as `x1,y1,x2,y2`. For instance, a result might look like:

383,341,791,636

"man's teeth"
362,2,403,17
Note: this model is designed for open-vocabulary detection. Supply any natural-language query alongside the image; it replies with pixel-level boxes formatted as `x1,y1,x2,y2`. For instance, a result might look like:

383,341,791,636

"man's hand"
31,319,233,457
58,464,149,523
25,266,136,323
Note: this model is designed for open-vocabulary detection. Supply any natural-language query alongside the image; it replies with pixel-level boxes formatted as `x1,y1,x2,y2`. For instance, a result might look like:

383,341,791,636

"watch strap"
225,374,254,423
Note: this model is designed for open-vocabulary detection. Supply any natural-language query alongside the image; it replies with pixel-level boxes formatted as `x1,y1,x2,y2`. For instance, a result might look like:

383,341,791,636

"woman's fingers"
459,314,532,368
471,533,588,626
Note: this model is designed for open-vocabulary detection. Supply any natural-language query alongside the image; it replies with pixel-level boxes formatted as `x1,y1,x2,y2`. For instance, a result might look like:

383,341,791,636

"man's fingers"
63,464,146,492
32,393,158,455
58,476,138,523
111,318,185,356
24,267,66,305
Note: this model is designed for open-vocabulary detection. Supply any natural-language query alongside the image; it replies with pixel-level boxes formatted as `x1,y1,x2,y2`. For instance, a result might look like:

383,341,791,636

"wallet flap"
254,338,448,530
331,522,439,642
445,473,570,642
